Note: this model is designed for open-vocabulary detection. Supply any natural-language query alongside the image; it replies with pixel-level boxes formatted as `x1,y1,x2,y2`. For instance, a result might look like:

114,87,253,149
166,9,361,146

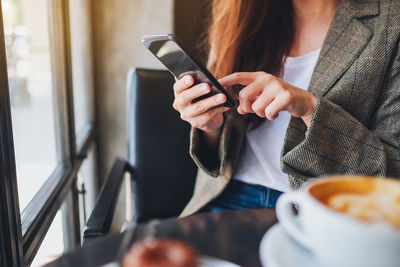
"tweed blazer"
181,0,400,217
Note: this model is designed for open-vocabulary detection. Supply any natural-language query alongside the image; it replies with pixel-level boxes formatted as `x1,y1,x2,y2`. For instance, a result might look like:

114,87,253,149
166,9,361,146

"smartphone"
142,34,236,108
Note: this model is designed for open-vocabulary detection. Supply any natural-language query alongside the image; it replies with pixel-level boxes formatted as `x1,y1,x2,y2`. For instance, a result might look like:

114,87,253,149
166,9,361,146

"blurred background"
0,0,210,265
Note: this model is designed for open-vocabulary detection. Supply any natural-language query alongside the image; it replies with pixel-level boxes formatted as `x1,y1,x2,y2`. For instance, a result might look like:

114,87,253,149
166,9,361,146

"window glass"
2,0,58,211
69,0,94,143
31,210,64,266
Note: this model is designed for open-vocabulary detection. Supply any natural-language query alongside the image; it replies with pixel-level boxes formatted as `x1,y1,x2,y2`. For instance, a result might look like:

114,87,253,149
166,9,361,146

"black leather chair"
83,158,131,244
127,68,197,222
83,68,197,243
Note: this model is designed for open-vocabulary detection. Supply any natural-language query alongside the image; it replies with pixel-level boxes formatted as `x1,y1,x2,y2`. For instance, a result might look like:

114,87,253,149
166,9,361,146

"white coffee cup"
276,176,400,267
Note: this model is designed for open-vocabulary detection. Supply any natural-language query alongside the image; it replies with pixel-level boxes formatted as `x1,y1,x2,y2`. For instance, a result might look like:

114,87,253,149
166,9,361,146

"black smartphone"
142,34,236,108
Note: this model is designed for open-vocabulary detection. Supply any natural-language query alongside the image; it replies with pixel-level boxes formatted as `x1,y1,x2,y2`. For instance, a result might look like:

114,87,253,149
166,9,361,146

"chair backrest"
127,68,197,222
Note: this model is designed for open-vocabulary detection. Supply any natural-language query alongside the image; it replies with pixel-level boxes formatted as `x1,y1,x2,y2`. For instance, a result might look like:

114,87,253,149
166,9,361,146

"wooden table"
47,209,277,267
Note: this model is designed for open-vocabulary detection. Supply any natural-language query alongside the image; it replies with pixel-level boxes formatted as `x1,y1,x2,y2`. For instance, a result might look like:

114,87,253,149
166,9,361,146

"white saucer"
102,256,240,267
259,223,322,267
199,256,240,267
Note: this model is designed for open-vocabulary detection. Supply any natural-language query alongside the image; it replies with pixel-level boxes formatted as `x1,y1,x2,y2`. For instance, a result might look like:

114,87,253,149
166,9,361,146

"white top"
232,49,321,192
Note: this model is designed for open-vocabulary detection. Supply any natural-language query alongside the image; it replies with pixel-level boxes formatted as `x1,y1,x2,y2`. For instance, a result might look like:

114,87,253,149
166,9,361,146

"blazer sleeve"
189,111,233,177
281,48,400,180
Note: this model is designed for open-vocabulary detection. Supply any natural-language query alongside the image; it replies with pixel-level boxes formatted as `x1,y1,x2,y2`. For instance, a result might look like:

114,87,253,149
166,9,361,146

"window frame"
0,0,96,265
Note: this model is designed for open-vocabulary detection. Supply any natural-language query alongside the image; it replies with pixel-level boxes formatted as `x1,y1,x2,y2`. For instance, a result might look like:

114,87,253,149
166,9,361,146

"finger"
251,90,276,118
175,83,211,108
183,93,227,118
218,72,258,87
264,95,289,120
237,105,246,115
173,75,194,95
237,82,264,114
190,106,230,128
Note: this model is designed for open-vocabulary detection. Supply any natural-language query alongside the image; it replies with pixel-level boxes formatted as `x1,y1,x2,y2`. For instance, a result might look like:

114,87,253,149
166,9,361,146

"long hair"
208,0,295,90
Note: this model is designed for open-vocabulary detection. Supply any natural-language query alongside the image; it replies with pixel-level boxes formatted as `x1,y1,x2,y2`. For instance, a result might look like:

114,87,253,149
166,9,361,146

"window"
0,0,97,266
30,210,64,266
3,0,58,212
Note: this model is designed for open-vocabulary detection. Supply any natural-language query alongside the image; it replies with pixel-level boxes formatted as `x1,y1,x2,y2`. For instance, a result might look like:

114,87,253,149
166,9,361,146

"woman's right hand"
172,75,230,135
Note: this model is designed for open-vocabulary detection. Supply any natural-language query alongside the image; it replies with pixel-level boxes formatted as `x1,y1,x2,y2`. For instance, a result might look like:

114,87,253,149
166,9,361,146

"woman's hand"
219,72,317,127
172,75,230,145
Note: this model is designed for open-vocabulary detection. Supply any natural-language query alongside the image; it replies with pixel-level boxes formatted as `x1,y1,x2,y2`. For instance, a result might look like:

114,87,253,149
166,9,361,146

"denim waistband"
228,179,283,209
200,179,284,213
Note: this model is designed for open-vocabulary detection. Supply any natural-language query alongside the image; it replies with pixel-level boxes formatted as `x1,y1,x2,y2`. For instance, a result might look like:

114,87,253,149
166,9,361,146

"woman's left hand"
219,72,318,127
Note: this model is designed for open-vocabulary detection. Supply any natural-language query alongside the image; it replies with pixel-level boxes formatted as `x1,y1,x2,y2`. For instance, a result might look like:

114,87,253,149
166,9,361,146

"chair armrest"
83,158,131,245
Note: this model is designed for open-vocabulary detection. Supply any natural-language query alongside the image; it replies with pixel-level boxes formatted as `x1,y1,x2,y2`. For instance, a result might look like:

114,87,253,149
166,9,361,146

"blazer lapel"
308,0,379,97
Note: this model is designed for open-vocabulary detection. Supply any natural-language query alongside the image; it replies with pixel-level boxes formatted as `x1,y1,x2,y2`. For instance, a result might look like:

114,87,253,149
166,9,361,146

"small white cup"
276,176,400,267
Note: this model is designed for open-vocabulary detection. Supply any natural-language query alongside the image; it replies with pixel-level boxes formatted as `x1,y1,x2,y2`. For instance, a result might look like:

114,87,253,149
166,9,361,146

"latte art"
310,178,400,229
327,191,400,229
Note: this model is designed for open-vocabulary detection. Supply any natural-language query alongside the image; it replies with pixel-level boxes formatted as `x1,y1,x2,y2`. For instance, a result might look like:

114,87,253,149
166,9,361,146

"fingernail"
217,94,225,103
185,76,192,84
201,84,209,92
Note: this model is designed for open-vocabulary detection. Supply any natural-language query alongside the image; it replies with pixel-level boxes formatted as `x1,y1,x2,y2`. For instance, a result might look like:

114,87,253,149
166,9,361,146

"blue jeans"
199,179,283,213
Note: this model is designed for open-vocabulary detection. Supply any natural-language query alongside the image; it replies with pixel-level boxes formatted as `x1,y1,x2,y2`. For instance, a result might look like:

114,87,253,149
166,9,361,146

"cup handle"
276,192,311,249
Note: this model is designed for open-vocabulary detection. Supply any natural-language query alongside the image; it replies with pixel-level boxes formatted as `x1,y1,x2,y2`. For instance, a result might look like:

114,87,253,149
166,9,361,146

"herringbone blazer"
181,0,400,217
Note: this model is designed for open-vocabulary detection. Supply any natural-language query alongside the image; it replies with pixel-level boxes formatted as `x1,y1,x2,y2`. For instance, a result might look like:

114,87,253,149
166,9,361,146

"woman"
173,0,400,215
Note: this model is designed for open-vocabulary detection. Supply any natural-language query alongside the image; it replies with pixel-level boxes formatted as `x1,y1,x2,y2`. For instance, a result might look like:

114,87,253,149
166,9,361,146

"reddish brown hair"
208,0,295,83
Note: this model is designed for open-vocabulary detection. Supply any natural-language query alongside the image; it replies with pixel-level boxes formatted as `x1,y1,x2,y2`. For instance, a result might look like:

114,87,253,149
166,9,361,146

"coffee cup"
276,176,400,267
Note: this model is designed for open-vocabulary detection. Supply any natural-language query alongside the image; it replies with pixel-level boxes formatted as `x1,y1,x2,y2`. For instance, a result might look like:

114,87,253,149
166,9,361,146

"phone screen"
148,40,208,81
143,35,235,108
